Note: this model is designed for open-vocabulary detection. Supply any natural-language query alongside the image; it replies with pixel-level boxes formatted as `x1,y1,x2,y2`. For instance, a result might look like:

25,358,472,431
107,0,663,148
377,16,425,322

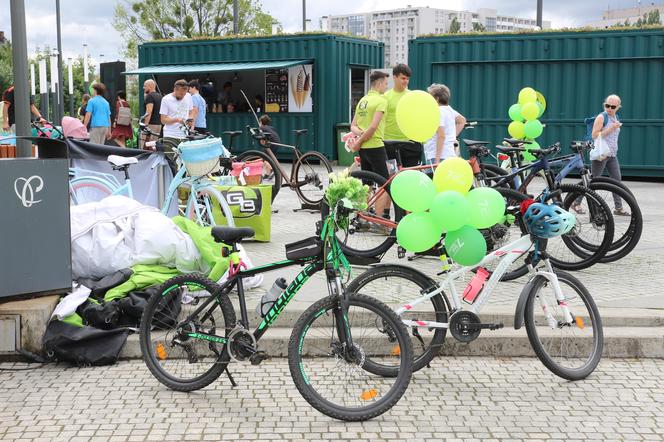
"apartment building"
587,2,663,28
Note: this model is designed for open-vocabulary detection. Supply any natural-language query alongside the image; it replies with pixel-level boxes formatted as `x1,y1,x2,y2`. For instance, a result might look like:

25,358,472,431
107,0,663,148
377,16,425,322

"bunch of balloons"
391,159,506,267
507,87,547,161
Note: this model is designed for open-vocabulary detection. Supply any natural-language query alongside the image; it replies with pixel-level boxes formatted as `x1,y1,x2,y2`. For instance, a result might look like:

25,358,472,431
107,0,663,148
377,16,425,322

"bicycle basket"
285,237,323,260
179,138,225,176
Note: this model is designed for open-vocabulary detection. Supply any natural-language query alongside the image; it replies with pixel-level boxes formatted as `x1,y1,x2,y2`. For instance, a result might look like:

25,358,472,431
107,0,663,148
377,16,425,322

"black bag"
79,301,121,330
78,268,134,301
116,287,162,327
285,237,323,260
42,321,130,366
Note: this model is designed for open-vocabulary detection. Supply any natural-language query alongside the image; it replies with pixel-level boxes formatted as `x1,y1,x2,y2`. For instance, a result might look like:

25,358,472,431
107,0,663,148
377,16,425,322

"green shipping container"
127,34,384,160
409,28,664,177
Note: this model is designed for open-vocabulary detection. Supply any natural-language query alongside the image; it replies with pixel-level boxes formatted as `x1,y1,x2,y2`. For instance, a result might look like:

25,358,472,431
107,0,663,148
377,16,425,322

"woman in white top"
424,83,466,164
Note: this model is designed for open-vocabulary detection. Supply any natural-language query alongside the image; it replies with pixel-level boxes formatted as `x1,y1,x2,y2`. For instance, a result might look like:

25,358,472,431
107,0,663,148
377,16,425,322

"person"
111,90,132,147
216,81,233,112
254,95,265,113
581,94,628,216
350,71,391,218
78,94,90,126
188,80,207,134
141,79,162,149
258,114,281,145
83,83,112,145
226,102,237,113
2,84,44,133
383,64,422,167
424,84,466,164
159,79,194,155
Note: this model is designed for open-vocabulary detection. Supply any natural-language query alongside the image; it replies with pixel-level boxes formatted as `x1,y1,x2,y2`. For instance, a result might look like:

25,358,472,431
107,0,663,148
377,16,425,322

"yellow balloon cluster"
508,87,547,160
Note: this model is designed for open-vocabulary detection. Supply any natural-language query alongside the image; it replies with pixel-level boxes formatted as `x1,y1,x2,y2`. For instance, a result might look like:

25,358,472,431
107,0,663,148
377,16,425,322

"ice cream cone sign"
289,64,313,112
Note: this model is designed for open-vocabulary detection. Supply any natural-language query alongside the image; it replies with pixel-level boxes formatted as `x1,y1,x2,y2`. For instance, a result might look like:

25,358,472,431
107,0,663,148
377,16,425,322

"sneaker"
614,207,630,216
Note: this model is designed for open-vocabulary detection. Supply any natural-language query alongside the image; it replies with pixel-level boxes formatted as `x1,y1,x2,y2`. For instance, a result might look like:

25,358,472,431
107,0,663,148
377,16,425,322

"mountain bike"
138,201,413,422
348,192,603,381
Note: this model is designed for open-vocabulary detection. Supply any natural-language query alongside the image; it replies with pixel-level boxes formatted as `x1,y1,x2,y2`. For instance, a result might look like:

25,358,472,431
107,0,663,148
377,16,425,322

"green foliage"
114,0,278,59
449,17,461,34
472,22,486,32
325,172,368,213
0,40,13,93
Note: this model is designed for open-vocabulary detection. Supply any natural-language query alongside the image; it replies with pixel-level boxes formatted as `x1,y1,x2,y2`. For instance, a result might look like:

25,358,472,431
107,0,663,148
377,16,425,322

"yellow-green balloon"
536,102,545,118
444,225,487,266
433,157,474,194
524,119,544,139
397,212,443,253
391,170,436,213
396,90,440,142
521,102,539,121
508,121,525,139
508,104,524,122
518,87,537,104
466,187,506,229
523,140,539,161
431,191,470,232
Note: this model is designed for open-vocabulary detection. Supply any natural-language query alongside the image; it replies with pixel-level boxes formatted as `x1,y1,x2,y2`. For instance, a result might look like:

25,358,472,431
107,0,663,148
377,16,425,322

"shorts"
359,147,389,179
385,141,423,167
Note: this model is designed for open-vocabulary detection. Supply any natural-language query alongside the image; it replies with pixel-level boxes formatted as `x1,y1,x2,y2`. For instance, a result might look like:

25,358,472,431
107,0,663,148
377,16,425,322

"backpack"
584,111,609,141
116,103,132,126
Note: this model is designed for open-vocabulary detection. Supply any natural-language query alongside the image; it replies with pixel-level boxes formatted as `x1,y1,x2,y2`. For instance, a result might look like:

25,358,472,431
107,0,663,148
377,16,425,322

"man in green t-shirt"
383,64,423,167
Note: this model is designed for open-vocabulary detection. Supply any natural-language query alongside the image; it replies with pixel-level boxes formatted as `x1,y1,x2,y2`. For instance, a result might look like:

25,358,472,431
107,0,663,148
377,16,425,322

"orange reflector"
156,343,167,360
498,154,509,161
390,345,401,356
575,316,585,329
360,389,378,401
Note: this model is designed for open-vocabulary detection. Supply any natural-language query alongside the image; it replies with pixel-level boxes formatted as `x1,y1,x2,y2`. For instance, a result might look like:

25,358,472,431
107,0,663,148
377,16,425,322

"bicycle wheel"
186,185,236,227
288,293,413,421
293,151,333,206
236,150,281,202
480,163,513,189
335,170,404,258
523,270,603,381
586,176,634,197
139,274,236,391
346,265,451,373
69,177,115,204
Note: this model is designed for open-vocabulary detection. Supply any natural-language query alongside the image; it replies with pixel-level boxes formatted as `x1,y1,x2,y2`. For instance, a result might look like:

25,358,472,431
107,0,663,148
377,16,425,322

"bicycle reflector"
360,389,378,401
520,198,536,215
498,153,510,161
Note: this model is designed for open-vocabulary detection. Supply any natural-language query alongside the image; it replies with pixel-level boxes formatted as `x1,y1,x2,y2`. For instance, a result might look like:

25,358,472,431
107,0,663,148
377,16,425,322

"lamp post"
302,0,307,31
233,0,239,34
55,0,65,123
9,0,31,156
83,44,89,94
536,0,543,29
68,58,74,117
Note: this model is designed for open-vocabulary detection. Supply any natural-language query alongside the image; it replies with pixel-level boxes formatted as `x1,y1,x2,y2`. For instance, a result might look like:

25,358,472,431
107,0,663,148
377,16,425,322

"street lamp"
302,0,307,31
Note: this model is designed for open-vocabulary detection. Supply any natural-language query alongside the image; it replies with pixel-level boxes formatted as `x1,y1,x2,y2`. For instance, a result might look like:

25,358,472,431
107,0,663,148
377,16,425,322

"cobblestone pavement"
1,357,663,441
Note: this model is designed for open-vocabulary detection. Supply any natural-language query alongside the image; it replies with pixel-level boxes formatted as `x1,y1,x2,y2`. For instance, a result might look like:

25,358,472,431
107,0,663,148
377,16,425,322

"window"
348,15,365,36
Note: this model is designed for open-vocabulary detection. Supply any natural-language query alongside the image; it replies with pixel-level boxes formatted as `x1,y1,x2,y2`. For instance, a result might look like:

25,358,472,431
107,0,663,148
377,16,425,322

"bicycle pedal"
249,351,269,366
468,322,504,331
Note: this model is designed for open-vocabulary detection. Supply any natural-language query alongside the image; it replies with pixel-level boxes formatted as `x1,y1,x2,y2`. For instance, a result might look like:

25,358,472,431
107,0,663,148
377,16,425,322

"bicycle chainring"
228,327,257,362
449,310,482,343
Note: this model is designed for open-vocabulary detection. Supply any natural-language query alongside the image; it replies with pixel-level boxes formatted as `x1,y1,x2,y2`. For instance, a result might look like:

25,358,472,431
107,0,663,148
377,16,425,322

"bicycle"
348,191,604,381
223,126,333,207
138,199,414,422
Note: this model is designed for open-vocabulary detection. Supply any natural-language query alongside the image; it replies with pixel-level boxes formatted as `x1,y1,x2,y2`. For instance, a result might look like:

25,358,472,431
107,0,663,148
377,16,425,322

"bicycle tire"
346,265,451,373
185,184,236,227
480,163,513,189
69,177,116,204
332,170,404,258
288,293,413,422
293,151,333,206
524,270,603,381
585,176,634,197
236,150,281,202
139,274,236,392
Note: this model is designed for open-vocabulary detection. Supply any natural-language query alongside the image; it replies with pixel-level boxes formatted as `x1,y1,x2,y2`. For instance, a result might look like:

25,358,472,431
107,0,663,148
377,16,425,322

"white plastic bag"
590,135,610,161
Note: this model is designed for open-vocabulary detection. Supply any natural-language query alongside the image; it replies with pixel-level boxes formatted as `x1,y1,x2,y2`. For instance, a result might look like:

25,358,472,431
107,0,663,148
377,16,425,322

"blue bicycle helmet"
523,203,576,239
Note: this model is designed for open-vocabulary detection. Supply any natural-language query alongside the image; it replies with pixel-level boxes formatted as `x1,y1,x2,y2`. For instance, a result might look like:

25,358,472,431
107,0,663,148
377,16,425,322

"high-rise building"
586,3,663,28
324,7,551,67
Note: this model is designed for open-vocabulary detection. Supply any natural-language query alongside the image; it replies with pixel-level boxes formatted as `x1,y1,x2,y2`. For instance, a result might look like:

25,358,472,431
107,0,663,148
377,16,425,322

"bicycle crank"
449,311,504,343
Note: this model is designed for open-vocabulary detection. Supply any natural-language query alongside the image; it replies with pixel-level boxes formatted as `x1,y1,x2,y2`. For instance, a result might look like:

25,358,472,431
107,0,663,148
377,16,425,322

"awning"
123,59,311,75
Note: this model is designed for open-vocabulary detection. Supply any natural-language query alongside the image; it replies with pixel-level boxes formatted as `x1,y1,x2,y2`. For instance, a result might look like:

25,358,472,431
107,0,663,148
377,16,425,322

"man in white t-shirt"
424,84,467,164
159,79,195,155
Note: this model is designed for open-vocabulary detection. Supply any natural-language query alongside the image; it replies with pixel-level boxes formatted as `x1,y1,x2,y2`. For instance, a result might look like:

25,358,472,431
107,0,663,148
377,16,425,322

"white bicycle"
348,194,604,381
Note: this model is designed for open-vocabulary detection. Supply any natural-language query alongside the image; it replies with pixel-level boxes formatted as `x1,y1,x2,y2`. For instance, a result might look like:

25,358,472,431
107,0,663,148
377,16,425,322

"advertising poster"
288,64,313,112
265,69,289,113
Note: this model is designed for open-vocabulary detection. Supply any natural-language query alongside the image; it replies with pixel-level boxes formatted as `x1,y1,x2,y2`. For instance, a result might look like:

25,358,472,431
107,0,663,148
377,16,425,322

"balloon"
508,121,525,139
508,104,524,122
524,140,540,150
523,151,536,162
396,212,443,253
518,87,537,104
536,91,547,113
524,119,544,139
521,102,539,121
444,225,487,267
536,102,545,118
433,157,474,194
89,83,95,95
390,170,437,213
431,191,470,232
396,90,440,142
466,187,506,229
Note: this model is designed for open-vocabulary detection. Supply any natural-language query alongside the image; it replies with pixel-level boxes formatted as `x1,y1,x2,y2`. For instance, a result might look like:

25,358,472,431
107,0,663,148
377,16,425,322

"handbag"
589,134,610,162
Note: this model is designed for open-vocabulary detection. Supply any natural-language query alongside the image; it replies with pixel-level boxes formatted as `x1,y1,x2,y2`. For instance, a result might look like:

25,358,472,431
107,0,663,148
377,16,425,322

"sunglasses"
604,103,619,110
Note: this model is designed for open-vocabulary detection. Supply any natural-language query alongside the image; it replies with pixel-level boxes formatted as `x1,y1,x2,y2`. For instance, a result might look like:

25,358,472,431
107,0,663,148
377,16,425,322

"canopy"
123,59,312,75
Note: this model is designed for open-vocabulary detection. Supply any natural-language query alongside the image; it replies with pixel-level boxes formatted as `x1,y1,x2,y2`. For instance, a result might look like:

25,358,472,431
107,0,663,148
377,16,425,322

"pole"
68,58,74,116
9,0,32,157
302,0,306,31
55,0,65,123
83,44,89,94
536,0,543,29
50,52,58,121
39,59,48,119
30,64,36,97
233,0,239,34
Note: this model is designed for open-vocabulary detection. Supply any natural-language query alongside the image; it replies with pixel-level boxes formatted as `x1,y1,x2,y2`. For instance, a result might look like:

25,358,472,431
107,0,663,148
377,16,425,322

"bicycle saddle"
107,155,138,167
211,226,255,244
293,129,308,136
462,139,490,146
503,138,532,147
496,145,527,154
223,131,242,137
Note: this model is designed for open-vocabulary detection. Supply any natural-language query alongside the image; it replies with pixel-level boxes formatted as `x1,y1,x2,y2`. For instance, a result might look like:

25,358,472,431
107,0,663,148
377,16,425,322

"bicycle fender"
514,274,543,330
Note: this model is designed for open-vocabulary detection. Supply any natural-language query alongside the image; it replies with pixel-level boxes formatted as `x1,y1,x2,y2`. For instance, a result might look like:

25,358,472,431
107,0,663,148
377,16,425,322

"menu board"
265,69,289,113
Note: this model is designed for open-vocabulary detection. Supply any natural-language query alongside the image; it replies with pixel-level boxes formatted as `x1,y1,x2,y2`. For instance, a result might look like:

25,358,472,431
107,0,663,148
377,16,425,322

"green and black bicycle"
139,200,413,421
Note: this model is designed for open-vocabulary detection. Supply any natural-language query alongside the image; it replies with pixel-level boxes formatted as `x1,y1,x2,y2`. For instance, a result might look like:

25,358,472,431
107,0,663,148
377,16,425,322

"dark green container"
409,28,664,177
133,34,384,160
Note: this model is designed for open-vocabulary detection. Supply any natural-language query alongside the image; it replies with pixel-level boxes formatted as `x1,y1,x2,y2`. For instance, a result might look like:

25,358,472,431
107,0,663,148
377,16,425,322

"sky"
0,0,653,64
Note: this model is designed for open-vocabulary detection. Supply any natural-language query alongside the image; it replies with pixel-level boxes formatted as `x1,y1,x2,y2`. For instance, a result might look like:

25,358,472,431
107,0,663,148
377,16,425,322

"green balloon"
523,140,539,162
508,121,525,139
466,187,506,229
508,104,524,122
391,170,436,213
431,191,470,232
397,212,443,253
444,225,487,267
524,119,544,139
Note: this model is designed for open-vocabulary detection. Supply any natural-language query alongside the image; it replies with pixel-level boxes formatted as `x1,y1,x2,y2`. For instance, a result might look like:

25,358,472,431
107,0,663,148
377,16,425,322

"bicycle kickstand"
225,367,238,388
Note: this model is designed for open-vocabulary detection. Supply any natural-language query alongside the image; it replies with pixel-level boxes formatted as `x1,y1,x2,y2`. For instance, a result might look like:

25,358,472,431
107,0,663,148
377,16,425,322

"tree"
0,40,13,94
472,22,486,32
114,0,278,59
449,17,461,34
646,9,661,25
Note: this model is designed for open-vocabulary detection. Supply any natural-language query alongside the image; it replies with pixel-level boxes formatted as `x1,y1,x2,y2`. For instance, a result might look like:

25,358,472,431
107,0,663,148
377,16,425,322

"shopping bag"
211,184,272,242
589,135,610,161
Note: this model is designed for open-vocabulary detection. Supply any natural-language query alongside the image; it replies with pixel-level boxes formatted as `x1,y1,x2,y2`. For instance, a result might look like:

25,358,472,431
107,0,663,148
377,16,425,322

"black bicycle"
138,201,413,422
